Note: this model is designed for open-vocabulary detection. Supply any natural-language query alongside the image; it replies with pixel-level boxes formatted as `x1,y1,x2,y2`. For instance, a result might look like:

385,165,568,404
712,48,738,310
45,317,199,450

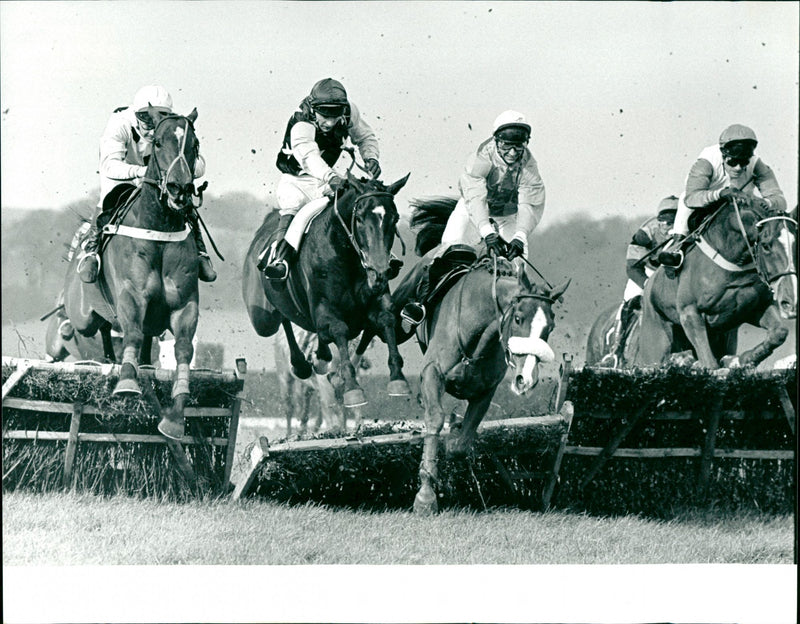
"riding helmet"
719,124,758,148
493,110,531,143
656,195,679,221
132,85,173,113
309,78,349,116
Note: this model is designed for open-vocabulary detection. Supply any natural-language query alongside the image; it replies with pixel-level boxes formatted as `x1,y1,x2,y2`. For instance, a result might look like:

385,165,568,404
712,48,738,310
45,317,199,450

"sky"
1,1,798,228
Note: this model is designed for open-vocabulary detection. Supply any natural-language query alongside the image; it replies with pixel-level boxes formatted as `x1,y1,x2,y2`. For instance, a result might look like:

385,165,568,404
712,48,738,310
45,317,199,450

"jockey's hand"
506,238,525,260
719,187,750,206
483,232,504,258
364,158,381,179
326,174,347,196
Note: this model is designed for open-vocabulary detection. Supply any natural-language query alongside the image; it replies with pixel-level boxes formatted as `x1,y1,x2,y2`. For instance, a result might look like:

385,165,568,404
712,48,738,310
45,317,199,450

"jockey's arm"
513,164,546,243
753,159,787,212
626,230,653,288
346,103,380,164
290,121,338,183
99,120,147,182
459,155,494,238
684,158,720,208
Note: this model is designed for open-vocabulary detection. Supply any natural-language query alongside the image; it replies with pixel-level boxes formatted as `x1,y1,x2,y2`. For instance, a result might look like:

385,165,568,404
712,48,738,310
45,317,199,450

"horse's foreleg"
139,335,153,365
113,297,145,395
414,361,447,515
282,320,312,379
158,302,198,440
312,340,333,375
376,293,411,397
446,391,494,458
723,305,789,368
678,304,718,368
100,324,117,363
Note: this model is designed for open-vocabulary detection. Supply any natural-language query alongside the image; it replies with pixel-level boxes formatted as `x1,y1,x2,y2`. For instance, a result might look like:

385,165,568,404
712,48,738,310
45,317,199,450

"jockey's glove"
328,174,347,194
506,238,525,260
364,158,381,179
719,187,750,206
483,232,505,258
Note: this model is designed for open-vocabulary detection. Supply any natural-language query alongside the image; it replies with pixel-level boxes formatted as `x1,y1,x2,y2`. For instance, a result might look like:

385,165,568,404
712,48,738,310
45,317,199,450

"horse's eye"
154,140,162,148
514,315,522,324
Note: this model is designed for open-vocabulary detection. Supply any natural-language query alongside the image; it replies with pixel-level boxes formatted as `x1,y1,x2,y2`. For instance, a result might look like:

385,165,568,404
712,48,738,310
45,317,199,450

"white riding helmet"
492,110,531,136
132,85,173,113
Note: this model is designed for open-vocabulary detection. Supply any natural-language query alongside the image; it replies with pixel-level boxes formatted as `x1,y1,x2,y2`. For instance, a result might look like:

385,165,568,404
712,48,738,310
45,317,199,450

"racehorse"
275,323,374,436
389,198,569,514
243,171,411,409
63,106,204,438
636,197,796,368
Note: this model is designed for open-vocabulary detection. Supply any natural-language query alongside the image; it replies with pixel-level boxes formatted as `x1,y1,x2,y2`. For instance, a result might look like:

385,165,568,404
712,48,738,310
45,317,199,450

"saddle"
424,245,478,309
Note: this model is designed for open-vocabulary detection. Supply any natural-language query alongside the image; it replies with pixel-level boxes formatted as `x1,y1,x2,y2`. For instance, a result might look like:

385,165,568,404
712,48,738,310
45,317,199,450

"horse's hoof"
113,379,142,396
387,379,411,397
292,361,313,380
158,417,185,440
413,491,438,515
343,388,368,408
720,355,742,369
312,357,330,375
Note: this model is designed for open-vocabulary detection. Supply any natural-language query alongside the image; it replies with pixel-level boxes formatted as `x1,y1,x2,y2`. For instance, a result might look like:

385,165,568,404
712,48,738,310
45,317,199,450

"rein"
332,189,395,274
731,199,798,287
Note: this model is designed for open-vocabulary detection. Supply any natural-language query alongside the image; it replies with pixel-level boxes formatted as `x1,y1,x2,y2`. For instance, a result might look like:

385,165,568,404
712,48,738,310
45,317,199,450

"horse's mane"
408,196,458,256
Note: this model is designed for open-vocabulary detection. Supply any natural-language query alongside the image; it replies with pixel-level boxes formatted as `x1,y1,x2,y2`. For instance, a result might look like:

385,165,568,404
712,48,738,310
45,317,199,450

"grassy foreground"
3,491,794,565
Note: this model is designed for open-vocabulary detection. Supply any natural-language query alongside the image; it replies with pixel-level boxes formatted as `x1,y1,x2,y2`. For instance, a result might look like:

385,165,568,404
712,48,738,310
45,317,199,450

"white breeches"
670,198,693,237
622,266,654,302
439,198,528,259
276,174,328,214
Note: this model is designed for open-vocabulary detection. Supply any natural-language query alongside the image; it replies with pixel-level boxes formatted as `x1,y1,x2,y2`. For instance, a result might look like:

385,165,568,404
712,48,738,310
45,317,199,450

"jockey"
658,124,787,270
400,110,546,328
258,77,396,281
76,85,215,284
600,196,677,367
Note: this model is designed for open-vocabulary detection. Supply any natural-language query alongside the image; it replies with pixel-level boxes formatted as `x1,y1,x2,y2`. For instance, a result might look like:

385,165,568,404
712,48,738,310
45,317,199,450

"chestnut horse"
63,107,204,438
637,197,796,368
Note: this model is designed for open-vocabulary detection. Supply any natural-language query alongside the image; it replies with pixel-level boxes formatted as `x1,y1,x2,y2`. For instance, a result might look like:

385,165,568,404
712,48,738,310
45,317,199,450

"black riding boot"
257,214,295,280
613,296,640,363
657,233,687,270
77,223,102,284
189,213,216,282
399,264,431,332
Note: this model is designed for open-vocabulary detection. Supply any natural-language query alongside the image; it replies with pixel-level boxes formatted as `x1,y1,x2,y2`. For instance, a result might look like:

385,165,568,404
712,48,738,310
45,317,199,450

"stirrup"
598,352,619,368
264,259,289,281
400,302,426,333
76,252,100,283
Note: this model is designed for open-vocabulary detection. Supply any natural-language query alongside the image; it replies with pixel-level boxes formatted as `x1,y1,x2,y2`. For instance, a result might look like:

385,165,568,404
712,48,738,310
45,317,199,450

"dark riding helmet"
309,78,349,117
719,124,758,158
493,110,531,144
657,195,679,222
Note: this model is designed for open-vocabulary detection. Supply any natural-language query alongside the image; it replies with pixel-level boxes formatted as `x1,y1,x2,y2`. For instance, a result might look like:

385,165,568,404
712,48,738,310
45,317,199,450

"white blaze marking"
174,126,185,141
507,307,552,388
372,205,385,228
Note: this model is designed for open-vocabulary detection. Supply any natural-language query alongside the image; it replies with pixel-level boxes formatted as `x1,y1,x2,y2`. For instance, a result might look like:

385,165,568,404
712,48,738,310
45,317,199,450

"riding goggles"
495,138,528,152
135,111,156,130
724,156,751,168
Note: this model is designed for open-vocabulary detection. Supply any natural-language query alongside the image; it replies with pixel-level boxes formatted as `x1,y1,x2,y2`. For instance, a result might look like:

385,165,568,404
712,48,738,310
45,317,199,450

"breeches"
671,201,693,236
276,174,328,214
622,266,653,301
440,198,529,258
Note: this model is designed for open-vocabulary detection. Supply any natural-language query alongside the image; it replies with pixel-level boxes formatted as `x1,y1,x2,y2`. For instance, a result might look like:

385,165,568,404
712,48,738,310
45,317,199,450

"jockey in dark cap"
258,77,396,280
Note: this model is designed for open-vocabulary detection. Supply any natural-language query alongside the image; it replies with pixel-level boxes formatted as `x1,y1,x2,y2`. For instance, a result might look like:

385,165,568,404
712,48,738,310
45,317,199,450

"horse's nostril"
515,375,524,387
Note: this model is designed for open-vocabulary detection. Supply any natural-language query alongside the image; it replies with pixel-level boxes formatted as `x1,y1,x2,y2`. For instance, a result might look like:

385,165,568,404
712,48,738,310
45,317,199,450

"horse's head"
338,172,410,289
500,269,570,395
148,107,201,213
755,204,797,319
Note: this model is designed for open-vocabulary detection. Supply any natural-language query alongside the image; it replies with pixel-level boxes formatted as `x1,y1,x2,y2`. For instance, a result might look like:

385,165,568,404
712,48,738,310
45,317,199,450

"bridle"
141,114,201,210
332,188,396,274
732,198,797,289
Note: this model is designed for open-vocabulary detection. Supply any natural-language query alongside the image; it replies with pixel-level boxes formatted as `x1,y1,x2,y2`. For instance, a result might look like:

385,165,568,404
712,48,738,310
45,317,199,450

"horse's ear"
387,173,411,196
346,172,365,193
187,108,198,123
149,105,166,125
548,278,571,303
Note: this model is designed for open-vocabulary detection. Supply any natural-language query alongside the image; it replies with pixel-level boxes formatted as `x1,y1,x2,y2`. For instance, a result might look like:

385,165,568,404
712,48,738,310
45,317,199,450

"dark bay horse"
637,197,796,368
243,173,411,409
63,107,204,438
390,199,569,514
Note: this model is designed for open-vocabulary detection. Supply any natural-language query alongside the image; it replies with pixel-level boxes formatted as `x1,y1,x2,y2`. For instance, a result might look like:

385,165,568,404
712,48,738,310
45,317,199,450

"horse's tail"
409,196,458,256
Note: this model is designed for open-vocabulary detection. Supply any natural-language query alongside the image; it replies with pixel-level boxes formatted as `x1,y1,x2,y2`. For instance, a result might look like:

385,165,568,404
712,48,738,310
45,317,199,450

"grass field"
3,490,793,565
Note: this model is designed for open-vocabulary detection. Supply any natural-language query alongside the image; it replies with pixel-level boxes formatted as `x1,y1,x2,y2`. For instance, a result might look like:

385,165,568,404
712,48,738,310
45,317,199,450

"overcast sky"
1,1,797,227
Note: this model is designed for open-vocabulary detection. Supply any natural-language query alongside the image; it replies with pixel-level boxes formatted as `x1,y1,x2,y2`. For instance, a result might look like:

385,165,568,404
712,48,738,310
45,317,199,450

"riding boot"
607,297,638,366
258,214,295,280
657,233,687,270
76,223,102,284
400,264,431,332
189,214,217,282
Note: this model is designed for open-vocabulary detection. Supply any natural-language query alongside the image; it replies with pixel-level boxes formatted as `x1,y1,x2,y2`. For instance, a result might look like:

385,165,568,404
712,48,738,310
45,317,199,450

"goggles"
313,104,346,118
495,138,527,152
724,156,751,168
135,110,155,130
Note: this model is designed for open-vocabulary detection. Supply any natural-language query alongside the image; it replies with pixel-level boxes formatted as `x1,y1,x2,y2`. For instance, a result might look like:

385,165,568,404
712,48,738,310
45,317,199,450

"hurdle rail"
2,355,247,492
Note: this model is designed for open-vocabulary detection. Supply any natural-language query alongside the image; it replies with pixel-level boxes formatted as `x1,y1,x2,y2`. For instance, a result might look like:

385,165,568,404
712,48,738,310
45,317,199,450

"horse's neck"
455,269,511,348
125,184,184,231
703,206,755,265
